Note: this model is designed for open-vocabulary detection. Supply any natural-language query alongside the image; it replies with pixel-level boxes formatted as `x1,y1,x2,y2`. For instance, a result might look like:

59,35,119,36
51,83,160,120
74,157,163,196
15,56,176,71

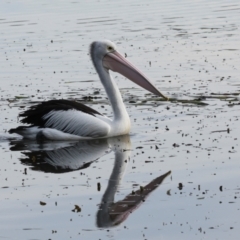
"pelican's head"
90,40,117,59
90,40,168,99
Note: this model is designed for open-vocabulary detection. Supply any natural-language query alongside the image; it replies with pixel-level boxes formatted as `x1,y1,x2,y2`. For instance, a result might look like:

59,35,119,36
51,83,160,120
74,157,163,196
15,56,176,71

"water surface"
0,0,240,239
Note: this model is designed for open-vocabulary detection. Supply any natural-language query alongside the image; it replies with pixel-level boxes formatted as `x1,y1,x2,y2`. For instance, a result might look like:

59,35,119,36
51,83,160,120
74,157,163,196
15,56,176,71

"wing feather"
18,99,111,138
43,110,110,137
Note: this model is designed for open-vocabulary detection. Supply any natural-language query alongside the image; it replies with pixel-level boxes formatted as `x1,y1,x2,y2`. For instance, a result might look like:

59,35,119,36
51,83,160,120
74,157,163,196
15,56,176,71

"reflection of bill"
9,135,171,228
97,168,171,228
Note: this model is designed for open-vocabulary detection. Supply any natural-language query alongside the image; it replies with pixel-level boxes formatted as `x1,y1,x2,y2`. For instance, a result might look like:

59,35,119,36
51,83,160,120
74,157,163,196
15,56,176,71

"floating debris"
40,201,46,206
97,182,101,191
178,183,183,190
72,205,81,213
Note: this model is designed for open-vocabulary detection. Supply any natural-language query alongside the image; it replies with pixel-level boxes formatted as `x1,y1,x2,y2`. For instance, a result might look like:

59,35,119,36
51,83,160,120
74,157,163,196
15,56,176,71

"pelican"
9,40,167,140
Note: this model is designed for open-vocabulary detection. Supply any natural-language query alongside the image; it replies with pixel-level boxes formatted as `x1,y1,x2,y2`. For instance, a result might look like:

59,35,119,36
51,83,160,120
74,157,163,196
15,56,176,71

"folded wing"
19,99,110,138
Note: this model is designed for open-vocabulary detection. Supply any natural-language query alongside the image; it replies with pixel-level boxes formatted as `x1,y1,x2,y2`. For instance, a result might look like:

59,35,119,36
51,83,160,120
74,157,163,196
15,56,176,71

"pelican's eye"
108,46,113,51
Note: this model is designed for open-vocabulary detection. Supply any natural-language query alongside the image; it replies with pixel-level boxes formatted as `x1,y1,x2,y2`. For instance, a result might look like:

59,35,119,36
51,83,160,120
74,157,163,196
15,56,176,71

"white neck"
93,58,131,135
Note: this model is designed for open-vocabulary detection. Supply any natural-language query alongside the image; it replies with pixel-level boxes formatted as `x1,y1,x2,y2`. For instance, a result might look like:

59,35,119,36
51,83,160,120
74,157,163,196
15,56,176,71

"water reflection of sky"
0,0,240,239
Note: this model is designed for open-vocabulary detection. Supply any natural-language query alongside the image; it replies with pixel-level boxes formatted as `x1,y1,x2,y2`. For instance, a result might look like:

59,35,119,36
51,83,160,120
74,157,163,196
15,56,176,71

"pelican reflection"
9,135,171,227
97,164,171,227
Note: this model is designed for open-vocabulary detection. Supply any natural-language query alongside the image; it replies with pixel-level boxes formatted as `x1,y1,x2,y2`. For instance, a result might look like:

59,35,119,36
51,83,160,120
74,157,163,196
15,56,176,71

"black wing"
19,99,102,127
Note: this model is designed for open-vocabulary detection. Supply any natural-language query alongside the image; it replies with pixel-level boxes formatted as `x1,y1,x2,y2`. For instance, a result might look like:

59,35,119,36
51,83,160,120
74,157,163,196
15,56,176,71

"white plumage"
43,110,111,137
